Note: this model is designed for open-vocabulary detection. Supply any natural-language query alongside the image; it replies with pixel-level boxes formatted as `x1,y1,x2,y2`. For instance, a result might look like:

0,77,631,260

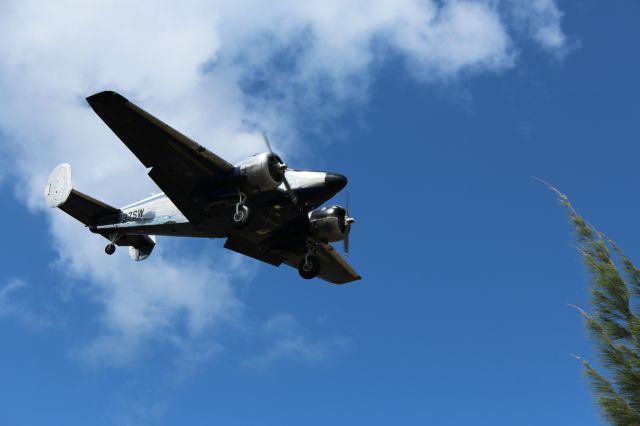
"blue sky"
1,0,639,424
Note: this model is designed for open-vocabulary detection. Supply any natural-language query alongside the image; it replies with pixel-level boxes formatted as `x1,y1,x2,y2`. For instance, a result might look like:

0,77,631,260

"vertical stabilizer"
44,163,73,208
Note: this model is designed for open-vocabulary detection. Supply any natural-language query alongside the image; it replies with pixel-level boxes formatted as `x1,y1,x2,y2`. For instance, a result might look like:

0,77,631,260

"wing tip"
347,275,363,284
86,90,128,105
330,273,362,285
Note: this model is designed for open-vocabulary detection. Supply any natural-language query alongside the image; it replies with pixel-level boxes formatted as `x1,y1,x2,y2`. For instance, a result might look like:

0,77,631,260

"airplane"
44,91,360,284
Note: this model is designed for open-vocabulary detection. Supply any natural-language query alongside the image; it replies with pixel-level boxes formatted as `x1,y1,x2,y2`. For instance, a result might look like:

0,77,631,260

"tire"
105,243,116,255
232,205,250,229
298,255,321,279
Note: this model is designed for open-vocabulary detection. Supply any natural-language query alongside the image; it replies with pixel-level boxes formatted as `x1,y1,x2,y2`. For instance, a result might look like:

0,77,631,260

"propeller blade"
343,192,353,255
262,131,298,204
282,174,298,204
343,224,350,255
262,132,274,154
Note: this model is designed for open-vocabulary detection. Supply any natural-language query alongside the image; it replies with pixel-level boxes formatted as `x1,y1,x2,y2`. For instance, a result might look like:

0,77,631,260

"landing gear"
105,232,121,256
298,245,321,279
233,191,250,229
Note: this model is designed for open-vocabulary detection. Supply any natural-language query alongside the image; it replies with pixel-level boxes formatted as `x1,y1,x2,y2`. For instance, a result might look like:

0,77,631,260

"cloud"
108,381,170,426
243,313,349,368
0,278,61,329
49,212,245,367
0,0,569,367
390,1,515,80
507,0,569,56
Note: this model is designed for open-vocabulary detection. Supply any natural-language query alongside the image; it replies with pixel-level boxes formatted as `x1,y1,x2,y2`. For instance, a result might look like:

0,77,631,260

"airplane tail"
44,164,156,261
44,163,120,226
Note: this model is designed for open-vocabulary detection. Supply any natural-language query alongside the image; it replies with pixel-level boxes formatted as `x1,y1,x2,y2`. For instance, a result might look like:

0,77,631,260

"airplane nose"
325,173,347,191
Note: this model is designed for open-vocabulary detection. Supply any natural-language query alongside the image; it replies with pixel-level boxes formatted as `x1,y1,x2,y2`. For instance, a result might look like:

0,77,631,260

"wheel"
232,205,250,229
298,255,321,279
105,243,116,255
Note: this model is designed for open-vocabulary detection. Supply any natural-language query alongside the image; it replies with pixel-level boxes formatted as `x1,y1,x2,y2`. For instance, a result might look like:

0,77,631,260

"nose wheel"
298,245,321,279
105,243,116,255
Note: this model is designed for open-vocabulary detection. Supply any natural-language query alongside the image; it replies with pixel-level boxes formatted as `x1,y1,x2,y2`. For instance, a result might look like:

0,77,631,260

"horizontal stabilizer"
44,164,119,226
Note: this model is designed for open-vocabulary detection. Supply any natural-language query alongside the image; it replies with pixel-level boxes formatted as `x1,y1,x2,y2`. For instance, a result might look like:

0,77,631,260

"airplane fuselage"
94,169,342,239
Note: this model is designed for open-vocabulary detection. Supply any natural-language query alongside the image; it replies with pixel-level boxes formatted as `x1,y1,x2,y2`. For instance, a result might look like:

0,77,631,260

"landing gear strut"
298,244,321,279
233,191,250,228
104,232,121,256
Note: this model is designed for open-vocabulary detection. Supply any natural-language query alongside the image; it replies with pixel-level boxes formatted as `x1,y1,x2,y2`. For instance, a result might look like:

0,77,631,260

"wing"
86,91,234,224
224,235,360,284
224,236,283,266
293,243,361,285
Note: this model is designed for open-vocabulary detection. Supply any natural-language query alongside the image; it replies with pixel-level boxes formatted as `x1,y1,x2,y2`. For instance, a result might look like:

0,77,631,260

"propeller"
343,192,355,255
262,132,298,204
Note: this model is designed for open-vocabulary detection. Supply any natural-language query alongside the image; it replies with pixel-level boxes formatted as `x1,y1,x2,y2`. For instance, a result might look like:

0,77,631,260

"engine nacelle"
237,152,284,193
128,236,156,261
309,206,347,242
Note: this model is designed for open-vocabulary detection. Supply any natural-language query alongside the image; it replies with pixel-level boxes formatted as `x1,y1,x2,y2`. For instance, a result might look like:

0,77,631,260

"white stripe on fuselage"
120,192,167,210
281,170,326,189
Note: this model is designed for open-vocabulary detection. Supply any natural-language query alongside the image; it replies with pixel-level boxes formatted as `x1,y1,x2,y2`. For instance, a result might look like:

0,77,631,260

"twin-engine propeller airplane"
44,91,360,284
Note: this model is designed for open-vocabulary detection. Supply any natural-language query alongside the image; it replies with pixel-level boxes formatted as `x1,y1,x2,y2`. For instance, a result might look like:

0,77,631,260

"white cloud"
49,212,244,367
0,0,569,367
243,313,349,368
0,278,61,329
108,381,170,426
391,1,515,80
508,0,569,55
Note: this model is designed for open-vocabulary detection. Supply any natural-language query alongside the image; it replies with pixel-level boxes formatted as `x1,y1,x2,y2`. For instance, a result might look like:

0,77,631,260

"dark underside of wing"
105,233,155,248
288,243,361,285
225,235,361,284
58,188,120,226
86,91,234,225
